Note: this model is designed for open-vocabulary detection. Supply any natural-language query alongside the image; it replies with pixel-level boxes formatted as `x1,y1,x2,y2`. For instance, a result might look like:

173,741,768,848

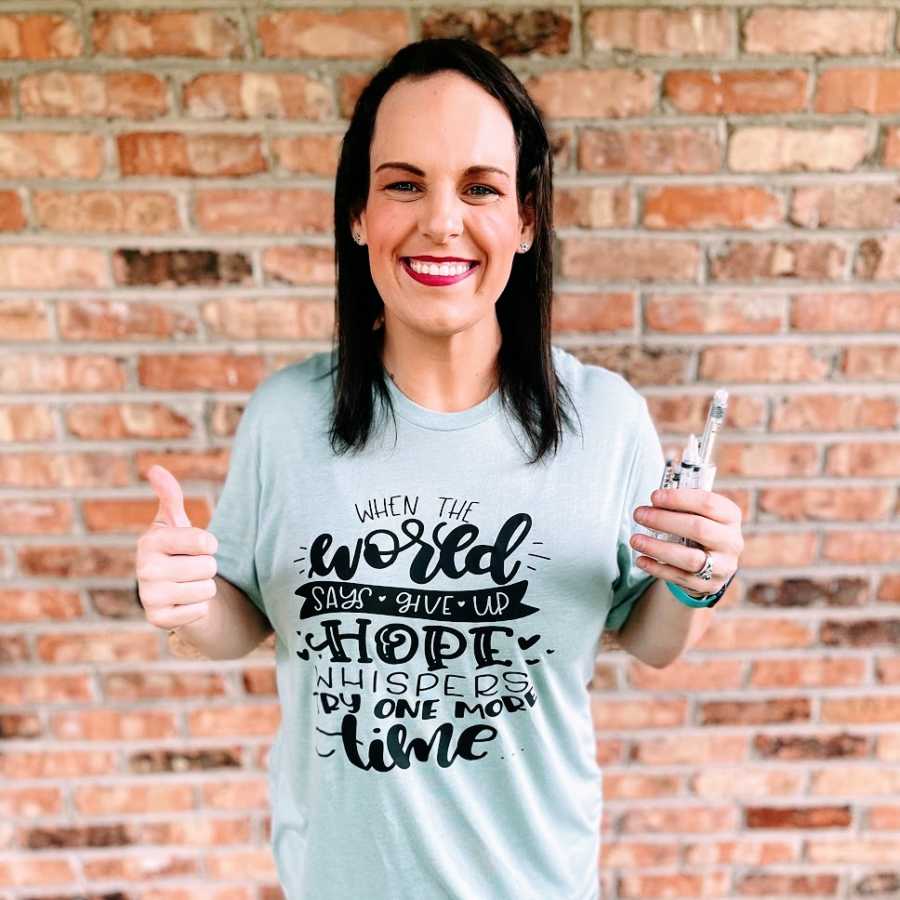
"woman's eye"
384,182,498,196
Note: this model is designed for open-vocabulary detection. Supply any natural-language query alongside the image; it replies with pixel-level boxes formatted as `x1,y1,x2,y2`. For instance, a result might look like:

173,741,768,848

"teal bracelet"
666,571,737,608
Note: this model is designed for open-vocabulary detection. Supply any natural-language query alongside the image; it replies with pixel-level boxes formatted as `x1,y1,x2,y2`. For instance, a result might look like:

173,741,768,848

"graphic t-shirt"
208,344,665,900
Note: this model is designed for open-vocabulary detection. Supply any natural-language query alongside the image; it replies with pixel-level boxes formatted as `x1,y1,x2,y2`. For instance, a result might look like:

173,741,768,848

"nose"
419,183,463,245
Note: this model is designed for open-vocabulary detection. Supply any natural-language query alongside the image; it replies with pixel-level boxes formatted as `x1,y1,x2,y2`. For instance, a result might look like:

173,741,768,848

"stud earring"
354,232,364,245
519,242,530,252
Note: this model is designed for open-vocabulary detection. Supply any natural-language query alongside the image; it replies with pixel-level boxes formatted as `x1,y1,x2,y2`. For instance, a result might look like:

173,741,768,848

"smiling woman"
202,35,741,900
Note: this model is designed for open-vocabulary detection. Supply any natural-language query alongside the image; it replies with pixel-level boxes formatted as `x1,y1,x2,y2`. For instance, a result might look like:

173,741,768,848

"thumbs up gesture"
136,464,219,630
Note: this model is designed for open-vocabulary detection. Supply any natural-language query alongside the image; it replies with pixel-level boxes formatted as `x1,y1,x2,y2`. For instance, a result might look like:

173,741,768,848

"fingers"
634,504,737,554
650,488,741,525
630,533,734,594
141,526,217,557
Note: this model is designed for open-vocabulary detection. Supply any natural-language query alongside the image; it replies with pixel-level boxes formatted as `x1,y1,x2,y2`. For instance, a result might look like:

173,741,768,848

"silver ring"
693,550,714,581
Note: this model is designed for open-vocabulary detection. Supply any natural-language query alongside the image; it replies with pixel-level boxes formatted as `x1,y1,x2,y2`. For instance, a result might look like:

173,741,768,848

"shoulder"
551,344,647,419
240,349,335,425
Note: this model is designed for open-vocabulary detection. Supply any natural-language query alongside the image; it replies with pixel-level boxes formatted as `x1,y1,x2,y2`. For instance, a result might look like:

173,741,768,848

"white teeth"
407,259,473,277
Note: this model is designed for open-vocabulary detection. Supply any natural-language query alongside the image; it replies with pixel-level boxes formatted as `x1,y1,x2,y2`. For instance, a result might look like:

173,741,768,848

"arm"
615,578,715,668
169,575,273,661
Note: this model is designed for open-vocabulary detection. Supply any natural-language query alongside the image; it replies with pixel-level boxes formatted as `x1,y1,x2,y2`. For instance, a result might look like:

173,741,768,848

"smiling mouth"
401,258,479,275
399,257,480,286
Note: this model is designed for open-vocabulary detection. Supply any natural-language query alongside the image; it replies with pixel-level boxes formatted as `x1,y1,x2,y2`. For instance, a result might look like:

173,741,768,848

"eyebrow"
374,161,510,180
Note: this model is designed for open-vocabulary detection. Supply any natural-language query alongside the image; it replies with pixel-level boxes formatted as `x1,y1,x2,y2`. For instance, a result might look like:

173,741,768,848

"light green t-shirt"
208,344,664,900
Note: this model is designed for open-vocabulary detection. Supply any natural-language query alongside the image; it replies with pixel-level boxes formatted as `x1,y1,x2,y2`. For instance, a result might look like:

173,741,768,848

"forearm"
615,578,715,668
170,575,273,660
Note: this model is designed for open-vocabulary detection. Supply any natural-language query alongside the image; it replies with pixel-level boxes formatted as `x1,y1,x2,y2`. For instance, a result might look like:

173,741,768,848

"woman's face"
352,71,534,338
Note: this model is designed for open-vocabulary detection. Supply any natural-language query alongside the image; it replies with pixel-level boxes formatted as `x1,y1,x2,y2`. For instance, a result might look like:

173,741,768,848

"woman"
206,37,743,900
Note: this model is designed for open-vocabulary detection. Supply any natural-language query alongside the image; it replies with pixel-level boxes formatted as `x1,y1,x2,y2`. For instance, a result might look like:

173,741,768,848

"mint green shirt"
208,345,664,900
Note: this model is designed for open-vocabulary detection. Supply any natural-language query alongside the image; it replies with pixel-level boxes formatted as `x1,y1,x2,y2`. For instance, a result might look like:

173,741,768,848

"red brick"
0,404,54,440
843,346,900,380
561,238,699,281
749,657,866,688
0,354,124,390
758,487,893,522
619,872,731,898
118,132,265,178
628,659,742,692
138,354,264,392
812,767,900,796
20,71,167,118
700,344,829,383
885,128,900,167
271,134,343,176
631,735,748,766
856,236,900,280
551,293,635,333
822,697,900,725
580,126,719,173
822,531,900,565
621,806,737,834
696,617,814,651
602,841,679,867
816,68,900,114
0,13,81,59
602,772,680,800
716,442,819,478
525,69,656,118
204,297,334,341
263,245,334,286
591,697,686,730
743,8,891,55
644,185,782,229
807,838,900,864
692,768,804,798
685,839,797,866
33,190,179,234
194,188,331,234
664,69,807,114
258,10,409,59
791,292,900,332
92,11,242,59
741,532,818,568
0,246,105,287
585,8,732,56
827,442,900,477
0,79,11,115
183,72,333,120
773,393,897,432
0,191,25,230
710,240,846,281
791,184,900,229
554,185,631,228
729,127,869,172
0,132,104,178
188,704,281,737
645,293,784,334
700,698,811,726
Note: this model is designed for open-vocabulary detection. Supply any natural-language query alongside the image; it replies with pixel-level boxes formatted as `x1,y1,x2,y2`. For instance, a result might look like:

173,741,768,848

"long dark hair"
326,37,581,466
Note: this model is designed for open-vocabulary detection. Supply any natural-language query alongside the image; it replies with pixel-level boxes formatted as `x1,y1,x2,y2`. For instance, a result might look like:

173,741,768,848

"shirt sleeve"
207,391,269,625
603,395,666,633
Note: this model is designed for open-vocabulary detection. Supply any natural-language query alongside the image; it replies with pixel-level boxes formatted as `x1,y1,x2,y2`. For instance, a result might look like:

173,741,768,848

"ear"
350,208,367,243
519,191,535,247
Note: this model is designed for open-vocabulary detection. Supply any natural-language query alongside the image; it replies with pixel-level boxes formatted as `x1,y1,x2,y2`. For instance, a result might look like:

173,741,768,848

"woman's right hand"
136,464,219,630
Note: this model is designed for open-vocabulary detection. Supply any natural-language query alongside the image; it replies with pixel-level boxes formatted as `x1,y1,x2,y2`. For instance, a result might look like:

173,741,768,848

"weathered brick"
710,240,846,281
842,345,900,380
0,13,81,59
856,236,900,280
816,67,900,114
0,191,26,231
263,245,334,286
759,487,893,522
183,72,333,120
729,127,869,172
271,134,342,176
885,128,900,167
202,297,334,341
422,8,571,57
700,344,830,383
585,8,732,56
644,185,782,229
790,292,900,333
749,657,866,688
645,292,784,334
554,185,631,228
664,69,807,114
20,71,167,118
790,184,900,229
0,132,104,178
822,532,900,566
258,10,409,59
138,354,264,392
754,732,870,761
772,393,897,432
92,11,242,59
118,132,265,177
194,189,331,234
580,126,719,173
112,248,252,287
33,190,179,234
827,442,900,478
561,238,699,281
525,69,656,118
700,698,811,726
551,293,635,333
743,8,891,55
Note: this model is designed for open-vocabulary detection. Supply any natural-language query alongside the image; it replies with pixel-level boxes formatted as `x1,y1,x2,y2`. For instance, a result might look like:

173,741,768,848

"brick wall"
1,4,898,898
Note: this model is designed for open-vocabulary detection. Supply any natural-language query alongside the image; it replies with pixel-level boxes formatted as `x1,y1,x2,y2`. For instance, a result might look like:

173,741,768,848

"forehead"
370,72,517,171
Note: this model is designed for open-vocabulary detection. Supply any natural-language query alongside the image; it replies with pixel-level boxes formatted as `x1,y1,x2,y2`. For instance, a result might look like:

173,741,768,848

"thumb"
147,464,192,529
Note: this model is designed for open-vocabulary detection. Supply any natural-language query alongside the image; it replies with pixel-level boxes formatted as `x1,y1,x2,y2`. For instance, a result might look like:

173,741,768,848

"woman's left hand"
630,488,743,598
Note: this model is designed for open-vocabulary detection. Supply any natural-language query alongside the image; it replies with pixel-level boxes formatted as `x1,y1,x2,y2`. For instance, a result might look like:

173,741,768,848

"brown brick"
737,873,840,896
20,71,167,118
591,697,686,730
664,69,807,114
194,188,332,234
568,344,690,387
700,698,811,726
827,442,900,478
856,237,900,280
710,240,846,281
92,11,242,59
0,13,82,59
644,293,784,334
885,128,900,167
0,191,25,230
0,403,54,441
202,297,334,341
0,132,104,178
0,354,125,392
816,68,900,114
258,10,409,59
585,8,732,56
138,354,264,392
822,697,900,725
754,732,870,761
791,292,900,332
580,126,719,173
118,132,265,178
741,532,818,568
747,805,850,829
791,184,900,229
188,704,281,737
33,190,179,234
112,248,252,287
772,393,897,432
0,79,11,115
271,134,343,176
822,532,900,566
554,185,631,228
644,185,782,229
551,293,635,333
715,442,819,478
749,657,866,689
729,127,869,172
696,617,814,651
700,344,829,383
759,487,893,522
525,69,656,118
843,346,900,380
57,299,197,341
183,72,333,120
561,238,699,281
743,9,891,55
263,245,334,286
422,9,571,58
